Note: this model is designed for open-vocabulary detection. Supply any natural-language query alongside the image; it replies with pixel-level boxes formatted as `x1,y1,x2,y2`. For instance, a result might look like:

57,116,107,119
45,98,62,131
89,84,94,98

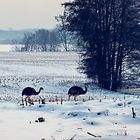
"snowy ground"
0,52,140,140
0,44,15,52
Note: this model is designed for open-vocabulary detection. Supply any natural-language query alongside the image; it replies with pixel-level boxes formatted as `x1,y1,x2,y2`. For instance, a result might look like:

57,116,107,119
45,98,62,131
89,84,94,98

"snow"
0,52,140,140
0,44,14,52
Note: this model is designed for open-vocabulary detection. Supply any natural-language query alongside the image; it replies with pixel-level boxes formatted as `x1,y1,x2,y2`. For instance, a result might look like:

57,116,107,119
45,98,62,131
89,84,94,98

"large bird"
22,87,44,105
68,84,87,101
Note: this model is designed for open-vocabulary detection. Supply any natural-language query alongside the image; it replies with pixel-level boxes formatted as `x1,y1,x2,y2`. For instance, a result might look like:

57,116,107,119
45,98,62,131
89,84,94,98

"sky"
0,0,66,30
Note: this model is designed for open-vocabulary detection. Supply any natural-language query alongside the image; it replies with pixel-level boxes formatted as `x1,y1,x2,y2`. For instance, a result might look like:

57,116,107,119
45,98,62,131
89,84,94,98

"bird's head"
84,83,88,87
40,87,44,91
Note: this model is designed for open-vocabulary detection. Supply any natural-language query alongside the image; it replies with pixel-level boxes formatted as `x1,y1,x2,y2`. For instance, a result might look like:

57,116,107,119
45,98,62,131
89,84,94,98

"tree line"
59,0,140,91
15,27,78,52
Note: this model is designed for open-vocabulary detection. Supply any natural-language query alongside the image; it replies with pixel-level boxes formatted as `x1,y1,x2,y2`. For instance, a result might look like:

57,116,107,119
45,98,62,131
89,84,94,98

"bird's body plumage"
68,84,87,101
22,87,37,96
22,87,43,96
68,86,85,96
22,87,43,105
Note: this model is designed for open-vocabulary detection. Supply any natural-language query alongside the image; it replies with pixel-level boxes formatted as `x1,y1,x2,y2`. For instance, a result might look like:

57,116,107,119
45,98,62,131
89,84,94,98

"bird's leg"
22,96,24,106
74,96,77,101
30,98,34,105
28,97,33,106
74,96,76,101
25,96,28,106
28,97,31,105
39,99,41,104
68,95,71,101
38,96,42,104
41,98,45,104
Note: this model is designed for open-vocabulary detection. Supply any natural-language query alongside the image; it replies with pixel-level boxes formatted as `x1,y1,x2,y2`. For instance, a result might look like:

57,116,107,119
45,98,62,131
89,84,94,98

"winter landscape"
0,0,140,139
0,51,140,140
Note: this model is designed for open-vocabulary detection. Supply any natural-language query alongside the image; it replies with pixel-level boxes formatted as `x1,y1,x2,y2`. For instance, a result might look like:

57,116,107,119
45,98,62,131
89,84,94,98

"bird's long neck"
84,85,87,94
36,88,42,95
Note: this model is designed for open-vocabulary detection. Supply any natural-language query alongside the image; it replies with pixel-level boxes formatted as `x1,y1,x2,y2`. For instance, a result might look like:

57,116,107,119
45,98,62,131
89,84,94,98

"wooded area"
61,0,140,91
18,28,77,52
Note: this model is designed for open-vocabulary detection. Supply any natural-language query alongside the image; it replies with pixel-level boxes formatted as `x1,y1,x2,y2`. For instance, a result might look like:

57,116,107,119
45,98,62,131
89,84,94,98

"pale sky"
0,0,66,30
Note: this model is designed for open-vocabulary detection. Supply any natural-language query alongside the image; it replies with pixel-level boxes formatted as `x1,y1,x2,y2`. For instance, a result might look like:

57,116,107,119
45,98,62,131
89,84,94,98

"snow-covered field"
0,52,140,140
0,44,14,52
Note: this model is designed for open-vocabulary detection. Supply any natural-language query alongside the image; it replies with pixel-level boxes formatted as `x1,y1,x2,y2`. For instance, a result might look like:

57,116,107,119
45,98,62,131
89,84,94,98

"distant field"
0,51,87,99
0,44,15,52
0,51,139,99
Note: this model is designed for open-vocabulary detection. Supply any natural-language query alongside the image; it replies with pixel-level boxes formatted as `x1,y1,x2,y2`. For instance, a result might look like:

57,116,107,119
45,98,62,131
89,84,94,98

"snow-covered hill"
0,52,139,140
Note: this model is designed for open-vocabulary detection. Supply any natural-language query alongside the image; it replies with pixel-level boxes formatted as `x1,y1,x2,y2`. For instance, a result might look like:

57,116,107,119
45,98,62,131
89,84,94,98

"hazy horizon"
0,0,67,30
